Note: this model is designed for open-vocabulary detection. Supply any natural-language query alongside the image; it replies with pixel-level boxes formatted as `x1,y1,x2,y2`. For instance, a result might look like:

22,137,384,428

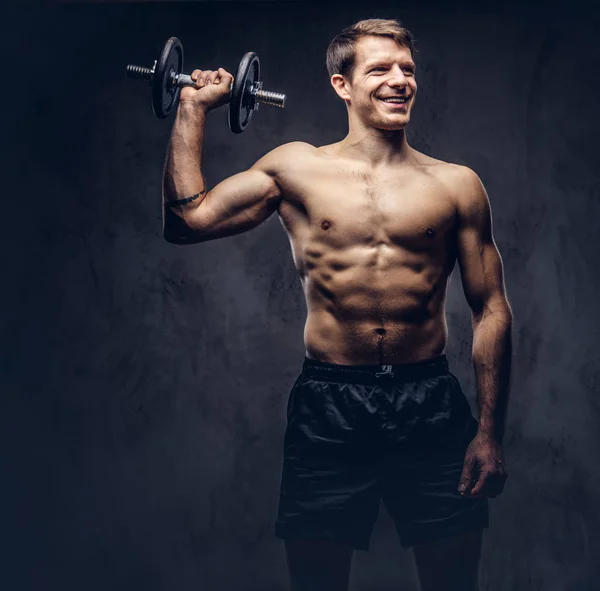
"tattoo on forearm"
164,190,206,207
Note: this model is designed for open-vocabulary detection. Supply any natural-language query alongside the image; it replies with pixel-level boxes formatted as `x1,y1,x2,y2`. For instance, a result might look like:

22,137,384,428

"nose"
387,65,409,90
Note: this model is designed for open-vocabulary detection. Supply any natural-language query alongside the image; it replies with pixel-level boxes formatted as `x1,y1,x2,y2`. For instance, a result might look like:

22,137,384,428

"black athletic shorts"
274,354,489,550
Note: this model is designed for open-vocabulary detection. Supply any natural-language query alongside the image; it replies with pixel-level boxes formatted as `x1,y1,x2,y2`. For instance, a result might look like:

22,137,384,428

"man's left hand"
458,432,507,499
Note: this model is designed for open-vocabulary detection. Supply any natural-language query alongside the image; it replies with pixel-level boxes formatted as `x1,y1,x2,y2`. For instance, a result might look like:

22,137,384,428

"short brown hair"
326,18,415,82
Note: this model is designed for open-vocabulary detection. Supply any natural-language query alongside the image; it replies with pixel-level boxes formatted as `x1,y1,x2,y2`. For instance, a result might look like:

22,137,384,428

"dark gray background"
2,1,599,589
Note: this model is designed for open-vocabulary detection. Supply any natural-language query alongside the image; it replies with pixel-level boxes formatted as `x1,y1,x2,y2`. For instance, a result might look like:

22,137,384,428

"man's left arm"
454,166,513,499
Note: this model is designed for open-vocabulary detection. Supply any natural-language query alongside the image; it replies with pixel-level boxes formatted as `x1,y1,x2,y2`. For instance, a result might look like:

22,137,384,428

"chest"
278,165,458,252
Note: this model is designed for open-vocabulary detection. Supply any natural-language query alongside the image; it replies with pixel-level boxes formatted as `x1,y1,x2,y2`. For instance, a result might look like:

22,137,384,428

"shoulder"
438,165,492,231
411,151,481,188
441,163,484,192
421,159,490,216
448,165,490,218
410,151,492,223
268,140,317,156
252,141,317,175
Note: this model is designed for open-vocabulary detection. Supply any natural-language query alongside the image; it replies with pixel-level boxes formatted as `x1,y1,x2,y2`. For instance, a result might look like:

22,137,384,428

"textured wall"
2,1,600,589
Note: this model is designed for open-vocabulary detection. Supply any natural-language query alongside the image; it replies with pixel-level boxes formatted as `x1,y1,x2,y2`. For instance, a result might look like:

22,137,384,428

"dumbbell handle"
126,63,286,108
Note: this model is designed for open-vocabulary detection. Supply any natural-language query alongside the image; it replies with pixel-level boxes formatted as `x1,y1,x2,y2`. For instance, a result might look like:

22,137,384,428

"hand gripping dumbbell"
126,37,286,133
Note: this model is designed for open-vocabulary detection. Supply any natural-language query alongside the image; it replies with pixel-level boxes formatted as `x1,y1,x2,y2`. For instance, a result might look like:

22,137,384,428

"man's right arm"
162,101,293,245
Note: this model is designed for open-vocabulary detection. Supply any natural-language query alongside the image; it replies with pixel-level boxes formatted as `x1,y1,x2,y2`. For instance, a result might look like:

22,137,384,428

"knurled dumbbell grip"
173,73,285,108
172,73,233,92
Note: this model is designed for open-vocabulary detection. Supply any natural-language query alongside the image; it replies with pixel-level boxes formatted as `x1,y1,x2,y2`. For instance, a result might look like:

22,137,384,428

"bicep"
173,161,282,244
194,166,280,231
455,170,509,321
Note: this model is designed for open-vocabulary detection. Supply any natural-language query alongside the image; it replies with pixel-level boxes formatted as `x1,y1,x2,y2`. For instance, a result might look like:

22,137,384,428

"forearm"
162,103,212,241
163,102,209,211
471,301,513,443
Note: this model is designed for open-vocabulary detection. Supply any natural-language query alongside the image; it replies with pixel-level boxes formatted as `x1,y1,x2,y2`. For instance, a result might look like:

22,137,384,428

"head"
327,19,417,131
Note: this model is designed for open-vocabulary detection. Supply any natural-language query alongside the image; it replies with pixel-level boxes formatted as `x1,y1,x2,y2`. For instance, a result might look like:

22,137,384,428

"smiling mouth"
378,96,410,105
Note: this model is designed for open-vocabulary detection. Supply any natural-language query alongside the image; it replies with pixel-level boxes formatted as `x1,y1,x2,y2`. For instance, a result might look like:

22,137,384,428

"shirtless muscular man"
162,18,513,591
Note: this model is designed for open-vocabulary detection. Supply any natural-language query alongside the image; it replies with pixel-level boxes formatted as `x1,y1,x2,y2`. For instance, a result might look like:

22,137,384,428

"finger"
468,467,501,498
217,68,234,91
464,489,487,499
207,72,222,86
468,474,487,497
218,67,233,82
458,460,475,494
197,70,212,86
191,70,210,86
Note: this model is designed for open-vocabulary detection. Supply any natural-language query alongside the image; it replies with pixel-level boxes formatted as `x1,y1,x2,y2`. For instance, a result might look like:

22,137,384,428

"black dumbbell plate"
153,37,184,119
228,52,260,134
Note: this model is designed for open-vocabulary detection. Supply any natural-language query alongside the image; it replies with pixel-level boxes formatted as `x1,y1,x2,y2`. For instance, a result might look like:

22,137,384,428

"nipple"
425,227,436,238
321,220,332,230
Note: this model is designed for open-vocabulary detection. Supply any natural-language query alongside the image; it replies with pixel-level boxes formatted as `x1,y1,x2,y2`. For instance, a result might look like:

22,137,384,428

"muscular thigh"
285,539,354,591
413,528,483,591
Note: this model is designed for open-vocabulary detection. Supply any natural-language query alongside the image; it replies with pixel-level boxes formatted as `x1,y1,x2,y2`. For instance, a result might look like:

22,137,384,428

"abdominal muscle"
300,243,450,365
276,142,458,366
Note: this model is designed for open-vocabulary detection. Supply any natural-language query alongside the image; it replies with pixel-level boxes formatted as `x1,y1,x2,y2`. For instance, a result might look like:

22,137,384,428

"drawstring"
375,364,395,378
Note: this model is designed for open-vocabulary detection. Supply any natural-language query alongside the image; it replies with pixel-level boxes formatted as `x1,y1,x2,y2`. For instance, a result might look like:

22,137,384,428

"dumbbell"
126,37,286,133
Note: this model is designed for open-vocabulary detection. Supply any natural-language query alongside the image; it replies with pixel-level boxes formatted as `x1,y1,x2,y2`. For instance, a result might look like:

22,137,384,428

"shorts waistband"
302,354,450,384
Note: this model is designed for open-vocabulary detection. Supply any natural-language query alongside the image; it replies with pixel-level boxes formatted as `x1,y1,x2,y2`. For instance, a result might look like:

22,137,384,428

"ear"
330,74,352,102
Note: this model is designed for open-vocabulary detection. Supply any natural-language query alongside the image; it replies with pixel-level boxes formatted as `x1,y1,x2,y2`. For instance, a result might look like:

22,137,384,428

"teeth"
381,97,407,103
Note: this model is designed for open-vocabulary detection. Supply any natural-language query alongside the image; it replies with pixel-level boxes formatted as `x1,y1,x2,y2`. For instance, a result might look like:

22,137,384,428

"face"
333,36,417,130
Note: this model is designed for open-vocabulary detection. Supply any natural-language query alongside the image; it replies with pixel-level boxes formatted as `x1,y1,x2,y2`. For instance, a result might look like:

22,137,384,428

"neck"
338,112,412,168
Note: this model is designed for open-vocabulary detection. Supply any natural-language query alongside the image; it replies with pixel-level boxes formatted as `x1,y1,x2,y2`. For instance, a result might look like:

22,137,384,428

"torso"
275,141,462,365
